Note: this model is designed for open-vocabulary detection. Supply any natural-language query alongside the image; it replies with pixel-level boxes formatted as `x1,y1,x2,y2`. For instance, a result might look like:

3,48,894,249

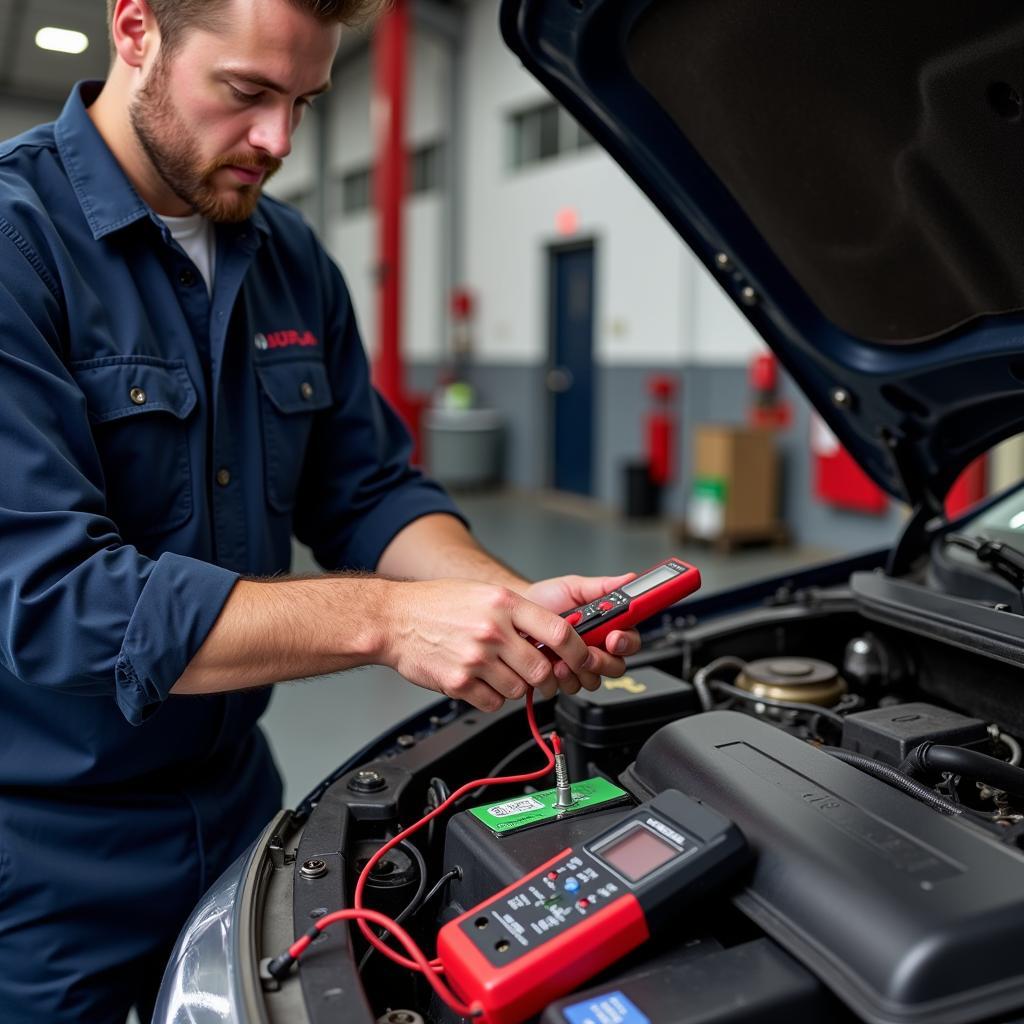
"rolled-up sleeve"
293,250,466,571
114,553,238,724
0,224,238,725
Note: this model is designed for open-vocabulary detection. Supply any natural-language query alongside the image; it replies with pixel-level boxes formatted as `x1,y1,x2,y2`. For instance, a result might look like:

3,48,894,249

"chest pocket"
71,356,197,541
254,359,333,512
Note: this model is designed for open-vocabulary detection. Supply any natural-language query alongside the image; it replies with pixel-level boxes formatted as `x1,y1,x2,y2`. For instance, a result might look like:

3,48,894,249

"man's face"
129,0,340,223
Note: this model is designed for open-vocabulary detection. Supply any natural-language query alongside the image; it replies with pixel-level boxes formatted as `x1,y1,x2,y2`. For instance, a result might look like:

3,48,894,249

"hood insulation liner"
628,0,1024,343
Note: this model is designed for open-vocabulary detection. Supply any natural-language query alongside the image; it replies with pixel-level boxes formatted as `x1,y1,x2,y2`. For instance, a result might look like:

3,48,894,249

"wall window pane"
537,105,560,160
342,167,372,214
410,142,444,195
509,101,597,169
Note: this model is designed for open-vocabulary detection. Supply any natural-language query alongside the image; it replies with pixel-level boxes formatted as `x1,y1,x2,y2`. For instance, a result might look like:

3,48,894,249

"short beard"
129,56,281,224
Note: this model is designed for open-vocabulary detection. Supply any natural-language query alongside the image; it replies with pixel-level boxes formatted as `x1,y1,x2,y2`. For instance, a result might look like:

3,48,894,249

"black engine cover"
621,711,1024,1024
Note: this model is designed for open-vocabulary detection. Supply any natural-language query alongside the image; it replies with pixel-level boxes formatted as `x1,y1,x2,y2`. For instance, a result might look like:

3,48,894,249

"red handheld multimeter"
437,789,748,1024
560,557,701,648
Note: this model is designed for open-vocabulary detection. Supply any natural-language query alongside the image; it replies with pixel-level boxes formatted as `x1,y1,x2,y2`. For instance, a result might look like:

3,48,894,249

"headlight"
151,849,250,1024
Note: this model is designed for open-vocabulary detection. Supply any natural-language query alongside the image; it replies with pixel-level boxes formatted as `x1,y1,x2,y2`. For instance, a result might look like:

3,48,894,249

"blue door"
549,244,596,495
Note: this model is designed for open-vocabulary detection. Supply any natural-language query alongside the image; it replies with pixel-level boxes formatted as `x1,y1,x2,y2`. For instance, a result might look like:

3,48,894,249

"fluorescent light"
35,27,89,55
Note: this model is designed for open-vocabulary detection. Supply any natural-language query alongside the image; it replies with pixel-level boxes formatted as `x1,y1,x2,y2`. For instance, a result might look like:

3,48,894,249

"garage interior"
4,2,1024,1023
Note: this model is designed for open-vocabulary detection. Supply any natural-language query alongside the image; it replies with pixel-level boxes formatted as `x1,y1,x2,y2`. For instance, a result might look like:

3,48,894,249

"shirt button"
216,468,232,487
300,381,315,401
129,387,147,406
178,268,197,287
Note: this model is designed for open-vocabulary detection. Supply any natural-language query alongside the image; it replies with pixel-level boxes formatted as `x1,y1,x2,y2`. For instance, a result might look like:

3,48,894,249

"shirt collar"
55,80,270,242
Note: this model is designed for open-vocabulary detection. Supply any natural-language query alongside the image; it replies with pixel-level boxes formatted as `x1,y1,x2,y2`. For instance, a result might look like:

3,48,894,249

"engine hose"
711,681,846,730
692,656,748,711
822,747,968,816
900,743,1024,799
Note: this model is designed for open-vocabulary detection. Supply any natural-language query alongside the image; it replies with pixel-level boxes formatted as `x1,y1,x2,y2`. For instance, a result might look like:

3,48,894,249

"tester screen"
596,825,679,881
622,565,677,597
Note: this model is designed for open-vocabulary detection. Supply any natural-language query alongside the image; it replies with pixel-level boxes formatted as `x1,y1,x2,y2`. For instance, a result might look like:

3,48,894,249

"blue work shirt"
0,82,462,791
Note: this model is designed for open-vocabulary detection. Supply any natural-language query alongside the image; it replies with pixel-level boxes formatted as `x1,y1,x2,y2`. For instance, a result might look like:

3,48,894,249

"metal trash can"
622,460,662,518
424,408,504,489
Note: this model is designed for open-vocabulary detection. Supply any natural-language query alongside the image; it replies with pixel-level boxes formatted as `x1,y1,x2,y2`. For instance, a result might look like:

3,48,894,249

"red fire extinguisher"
646,375,678,486
748,351,791,429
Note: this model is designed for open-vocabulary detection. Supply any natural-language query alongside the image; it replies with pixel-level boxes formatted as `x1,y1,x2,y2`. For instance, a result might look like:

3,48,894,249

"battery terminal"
552,734,576,808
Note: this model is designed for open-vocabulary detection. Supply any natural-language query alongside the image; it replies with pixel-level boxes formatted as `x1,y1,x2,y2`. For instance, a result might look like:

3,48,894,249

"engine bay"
260,560,1024,1024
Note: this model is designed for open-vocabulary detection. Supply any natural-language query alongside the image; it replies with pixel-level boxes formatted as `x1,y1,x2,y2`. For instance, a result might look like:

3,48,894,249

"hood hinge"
883,430,944,576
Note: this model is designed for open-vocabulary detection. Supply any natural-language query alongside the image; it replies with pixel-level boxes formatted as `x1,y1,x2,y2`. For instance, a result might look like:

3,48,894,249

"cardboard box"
687,425,780,540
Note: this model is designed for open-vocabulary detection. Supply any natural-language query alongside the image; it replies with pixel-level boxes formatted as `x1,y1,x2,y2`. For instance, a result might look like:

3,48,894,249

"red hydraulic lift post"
372,0,420,449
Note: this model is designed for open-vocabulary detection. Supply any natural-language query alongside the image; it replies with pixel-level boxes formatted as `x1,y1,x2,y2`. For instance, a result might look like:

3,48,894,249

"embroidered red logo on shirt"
254,330,319,351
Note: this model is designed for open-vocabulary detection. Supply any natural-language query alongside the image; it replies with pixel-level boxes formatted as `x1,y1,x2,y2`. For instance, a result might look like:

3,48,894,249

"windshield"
960,488,1024,544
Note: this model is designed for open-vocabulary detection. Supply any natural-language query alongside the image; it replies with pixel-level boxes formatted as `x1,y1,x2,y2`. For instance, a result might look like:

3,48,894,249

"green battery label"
469,777,630,835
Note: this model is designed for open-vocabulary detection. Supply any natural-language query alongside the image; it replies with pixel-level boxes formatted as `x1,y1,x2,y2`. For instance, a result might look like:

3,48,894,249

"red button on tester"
598,601,614,612
565,611,583,626
547,871,558,881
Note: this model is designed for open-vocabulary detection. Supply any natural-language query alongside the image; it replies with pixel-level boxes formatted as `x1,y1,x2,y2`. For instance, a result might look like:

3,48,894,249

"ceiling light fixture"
35,27,89,55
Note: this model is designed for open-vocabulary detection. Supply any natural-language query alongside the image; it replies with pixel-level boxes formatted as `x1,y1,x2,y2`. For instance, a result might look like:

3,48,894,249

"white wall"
459,0,764,370
460,0,683,367
271,0,769,374
323,36,450,364
690,260,771,366
326,196,444,364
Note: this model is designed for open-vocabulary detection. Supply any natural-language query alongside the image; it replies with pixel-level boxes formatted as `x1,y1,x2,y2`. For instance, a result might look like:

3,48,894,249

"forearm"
377,513,528,590
171,558,642,712
171,575,388,695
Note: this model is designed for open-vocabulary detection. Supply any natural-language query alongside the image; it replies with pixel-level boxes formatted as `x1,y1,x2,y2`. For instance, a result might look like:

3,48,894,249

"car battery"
554,667,699,781
442,786,635,915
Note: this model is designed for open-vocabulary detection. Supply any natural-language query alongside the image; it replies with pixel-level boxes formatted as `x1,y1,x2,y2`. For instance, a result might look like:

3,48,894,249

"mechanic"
0,0,642,1020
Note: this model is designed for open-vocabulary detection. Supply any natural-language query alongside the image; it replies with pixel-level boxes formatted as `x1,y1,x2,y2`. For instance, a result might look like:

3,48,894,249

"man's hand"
378,578,612,712
522,574,642,698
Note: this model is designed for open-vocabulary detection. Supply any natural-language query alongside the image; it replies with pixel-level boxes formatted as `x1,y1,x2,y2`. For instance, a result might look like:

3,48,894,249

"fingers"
602,628,642,658
510,597,591,676
558,572,639,606
444,676,507,712
485,658,531,701
598,572,638,594
550,626,642,695
535,678,560,701
553,653,601,692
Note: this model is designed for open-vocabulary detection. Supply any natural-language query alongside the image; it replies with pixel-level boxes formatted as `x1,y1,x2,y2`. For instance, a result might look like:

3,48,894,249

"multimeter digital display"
437,790,748,1024
593,822,680,881
558,558,701,649
621,565,679,597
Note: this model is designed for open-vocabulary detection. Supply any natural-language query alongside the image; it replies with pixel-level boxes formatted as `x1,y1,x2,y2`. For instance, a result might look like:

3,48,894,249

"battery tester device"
556,557,701,648
437,789,748,1024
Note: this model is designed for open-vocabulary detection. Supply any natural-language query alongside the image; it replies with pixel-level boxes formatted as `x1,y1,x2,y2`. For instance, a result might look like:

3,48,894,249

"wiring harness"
267,688,558,1019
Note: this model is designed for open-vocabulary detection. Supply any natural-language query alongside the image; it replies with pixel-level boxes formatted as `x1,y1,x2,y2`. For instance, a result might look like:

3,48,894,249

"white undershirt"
160,213,217,297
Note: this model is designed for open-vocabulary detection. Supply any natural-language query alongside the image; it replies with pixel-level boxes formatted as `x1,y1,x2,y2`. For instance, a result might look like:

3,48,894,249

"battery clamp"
268,557,727,1023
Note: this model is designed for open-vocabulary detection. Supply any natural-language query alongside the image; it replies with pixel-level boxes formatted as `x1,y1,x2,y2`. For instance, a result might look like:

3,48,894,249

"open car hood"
500,0,1024,509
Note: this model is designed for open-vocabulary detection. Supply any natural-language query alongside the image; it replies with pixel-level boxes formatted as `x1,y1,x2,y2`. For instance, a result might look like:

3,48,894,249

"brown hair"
108,0,388,57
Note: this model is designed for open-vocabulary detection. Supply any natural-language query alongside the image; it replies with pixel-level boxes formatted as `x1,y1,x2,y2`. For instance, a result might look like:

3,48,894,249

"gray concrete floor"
261,490,839,808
